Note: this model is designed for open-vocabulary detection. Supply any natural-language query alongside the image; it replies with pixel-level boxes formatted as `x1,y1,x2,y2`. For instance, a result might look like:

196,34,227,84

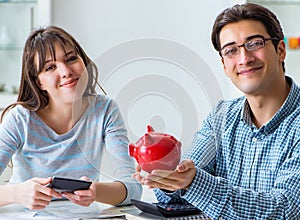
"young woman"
0,26,141,210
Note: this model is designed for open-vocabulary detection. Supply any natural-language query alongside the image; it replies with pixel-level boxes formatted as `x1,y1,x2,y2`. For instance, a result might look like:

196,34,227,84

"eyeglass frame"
219,35,280,59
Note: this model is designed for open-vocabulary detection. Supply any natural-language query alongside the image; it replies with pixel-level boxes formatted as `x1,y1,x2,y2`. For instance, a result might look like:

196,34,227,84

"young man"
133,3,300,219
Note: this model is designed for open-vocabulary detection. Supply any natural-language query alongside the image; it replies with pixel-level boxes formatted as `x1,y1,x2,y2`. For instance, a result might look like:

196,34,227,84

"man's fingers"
176,159,195,172
144,178,178,191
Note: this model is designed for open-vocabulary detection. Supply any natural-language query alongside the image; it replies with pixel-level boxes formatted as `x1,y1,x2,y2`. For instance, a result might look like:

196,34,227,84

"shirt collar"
240,98,252,126
240,76,300,133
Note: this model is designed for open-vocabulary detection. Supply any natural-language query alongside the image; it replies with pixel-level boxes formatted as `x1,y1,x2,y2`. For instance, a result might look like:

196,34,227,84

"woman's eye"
45,65,55,72
66,56,78,63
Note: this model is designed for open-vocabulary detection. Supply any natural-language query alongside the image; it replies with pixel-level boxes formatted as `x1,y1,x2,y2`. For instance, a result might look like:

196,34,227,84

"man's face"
219,20,286,96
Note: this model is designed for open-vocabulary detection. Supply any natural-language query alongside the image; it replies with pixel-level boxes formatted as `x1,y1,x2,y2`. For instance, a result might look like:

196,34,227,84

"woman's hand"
14,177,62,210
133,159,197,191
132,164,145,184
62,176,96,207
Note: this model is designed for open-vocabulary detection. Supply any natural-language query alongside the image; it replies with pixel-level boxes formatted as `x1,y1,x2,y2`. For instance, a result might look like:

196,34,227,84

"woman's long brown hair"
1,26,105,122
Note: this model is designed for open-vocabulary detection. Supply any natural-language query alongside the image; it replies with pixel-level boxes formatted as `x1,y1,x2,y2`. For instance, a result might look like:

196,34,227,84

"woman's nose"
58,63,71,78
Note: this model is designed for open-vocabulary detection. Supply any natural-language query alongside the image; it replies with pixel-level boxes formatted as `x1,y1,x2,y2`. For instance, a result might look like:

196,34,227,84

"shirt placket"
248,127,266,190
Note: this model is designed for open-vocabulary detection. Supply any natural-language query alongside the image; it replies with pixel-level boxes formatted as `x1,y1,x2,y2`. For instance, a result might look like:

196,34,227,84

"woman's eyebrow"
44,50,75,63
65,50,76,56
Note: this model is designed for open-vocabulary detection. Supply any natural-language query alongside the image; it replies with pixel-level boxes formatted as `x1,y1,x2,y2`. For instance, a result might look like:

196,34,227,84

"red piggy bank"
129,125,182,173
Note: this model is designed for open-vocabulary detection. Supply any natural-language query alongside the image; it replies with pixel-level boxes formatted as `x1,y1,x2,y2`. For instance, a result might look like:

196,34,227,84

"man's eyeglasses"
219,36,279,59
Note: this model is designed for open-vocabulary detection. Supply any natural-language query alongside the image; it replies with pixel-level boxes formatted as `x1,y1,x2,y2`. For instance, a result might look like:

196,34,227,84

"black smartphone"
46,176,92,193
131,199,204,218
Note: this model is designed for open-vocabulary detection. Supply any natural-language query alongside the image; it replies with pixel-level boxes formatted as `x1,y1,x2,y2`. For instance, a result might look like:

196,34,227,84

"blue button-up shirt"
155,77,300,219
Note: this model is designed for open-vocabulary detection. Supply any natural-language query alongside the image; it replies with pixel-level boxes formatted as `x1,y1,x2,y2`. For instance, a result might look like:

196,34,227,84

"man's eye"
247,40,264,50
223,46,238,56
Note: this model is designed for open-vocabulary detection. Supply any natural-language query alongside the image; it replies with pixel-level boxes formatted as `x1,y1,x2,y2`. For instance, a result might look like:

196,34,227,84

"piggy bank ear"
144,133,153,146
147,125,155,132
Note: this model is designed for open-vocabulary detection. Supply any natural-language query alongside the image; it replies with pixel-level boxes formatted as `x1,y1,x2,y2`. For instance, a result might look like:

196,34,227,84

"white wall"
51,0,238,147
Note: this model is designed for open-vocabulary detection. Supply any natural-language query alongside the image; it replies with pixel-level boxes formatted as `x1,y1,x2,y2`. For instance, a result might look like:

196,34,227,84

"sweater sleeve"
102,99,142,205
0,106,24,174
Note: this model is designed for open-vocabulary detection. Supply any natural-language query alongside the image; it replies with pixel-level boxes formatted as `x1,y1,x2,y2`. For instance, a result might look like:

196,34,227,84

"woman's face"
36,43,88,105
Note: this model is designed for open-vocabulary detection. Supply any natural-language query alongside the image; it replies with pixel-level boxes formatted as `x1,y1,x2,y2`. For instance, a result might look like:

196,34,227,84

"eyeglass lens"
221,37,271,58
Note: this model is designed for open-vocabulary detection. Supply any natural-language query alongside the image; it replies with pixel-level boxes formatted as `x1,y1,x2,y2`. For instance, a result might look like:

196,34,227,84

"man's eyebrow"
220,34,266,50
245,34,265,41
220,41,236,50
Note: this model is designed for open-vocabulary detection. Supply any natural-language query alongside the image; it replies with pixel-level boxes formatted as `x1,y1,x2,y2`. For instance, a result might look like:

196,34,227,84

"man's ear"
277,40,286,62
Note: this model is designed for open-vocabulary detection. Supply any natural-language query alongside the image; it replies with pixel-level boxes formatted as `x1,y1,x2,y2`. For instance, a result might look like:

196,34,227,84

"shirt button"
252,137,257,142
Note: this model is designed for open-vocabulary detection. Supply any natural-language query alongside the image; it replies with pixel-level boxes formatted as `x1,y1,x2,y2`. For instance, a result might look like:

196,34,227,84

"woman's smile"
60,78,79,88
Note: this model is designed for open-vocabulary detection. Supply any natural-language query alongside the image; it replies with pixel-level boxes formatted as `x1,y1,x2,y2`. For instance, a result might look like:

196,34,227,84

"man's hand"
132,159,196,191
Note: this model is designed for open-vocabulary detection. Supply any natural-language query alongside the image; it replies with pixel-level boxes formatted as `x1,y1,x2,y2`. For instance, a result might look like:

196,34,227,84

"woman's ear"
36,79,44,90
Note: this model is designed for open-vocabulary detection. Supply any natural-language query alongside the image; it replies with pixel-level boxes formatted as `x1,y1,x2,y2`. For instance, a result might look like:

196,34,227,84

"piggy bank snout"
128,143,136,157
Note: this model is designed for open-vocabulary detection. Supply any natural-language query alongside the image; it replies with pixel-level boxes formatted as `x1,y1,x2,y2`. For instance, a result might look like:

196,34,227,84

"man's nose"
237,47,255,65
